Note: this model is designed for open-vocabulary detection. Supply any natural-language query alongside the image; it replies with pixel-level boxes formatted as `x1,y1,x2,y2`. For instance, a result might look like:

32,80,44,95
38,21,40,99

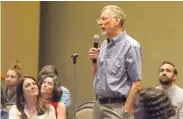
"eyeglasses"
96,16,117,24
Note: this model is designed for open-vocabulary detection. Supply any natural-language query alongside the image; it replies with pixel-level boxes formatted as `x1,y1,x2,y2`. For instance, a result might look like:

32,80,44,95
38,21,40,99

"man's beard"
101,31,107,36
159,75,173,85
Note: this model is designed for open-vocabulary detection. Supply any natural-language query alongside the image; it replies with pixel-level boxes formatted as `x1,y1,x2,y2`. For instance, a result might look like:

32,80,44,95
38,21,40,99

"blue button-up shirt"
94,30,142,98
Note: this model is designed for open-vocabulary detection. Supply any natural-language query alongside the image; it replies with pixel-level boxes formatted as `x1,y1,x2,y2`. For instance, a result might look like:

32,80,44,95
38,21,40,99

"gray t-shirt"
157,84,183,119
2,88,16,112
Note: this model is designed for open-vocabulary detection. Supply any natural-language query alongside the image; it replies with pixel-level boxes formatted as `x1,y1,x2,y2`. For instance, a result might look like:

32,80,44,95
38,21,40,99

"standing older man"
88,5,142,119
157,61,183,119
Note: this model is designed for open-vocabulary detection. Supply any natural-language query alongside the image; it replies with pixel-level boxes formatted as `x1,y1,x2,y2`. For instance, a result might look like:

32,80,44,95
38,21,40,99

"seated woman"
133,88,175,119
39,74,66,119
9,76,56,119
2,60,22,111
39,65,71,108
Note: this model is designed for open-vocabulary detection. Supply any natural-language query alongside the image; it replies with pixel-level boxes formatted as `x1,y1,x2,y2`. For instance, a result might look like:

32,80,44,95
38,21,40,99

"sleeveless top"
51,102,58,117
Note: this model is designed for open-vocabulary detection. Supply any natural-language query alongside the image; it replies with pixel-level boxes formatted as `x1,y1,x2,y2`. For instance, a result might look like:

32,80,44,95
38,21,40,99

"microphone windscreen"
93,35,99,48
93,35,99,42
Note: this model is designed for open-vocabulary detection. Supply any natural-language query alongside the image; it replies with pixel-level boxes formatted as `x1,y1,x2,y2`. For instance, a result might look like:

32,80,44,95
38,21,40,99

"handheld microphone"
93,35,99,63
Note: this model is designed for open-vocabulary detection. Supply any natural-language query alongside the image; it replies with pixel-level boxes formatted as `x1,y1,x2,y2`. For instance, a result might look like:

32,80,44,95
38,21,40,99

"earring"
20,97,25,105
20,101,25,105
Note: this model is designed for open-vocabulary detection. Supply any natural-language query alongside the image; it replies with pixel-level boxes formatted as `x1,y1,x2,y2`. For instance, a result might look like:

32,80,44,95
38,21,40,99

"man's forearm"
124,80,141,112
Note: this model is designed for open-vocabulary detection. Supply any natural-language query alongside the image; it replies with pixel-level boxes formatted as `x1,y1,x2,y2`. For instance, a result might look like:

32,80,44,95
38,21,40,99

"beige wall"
66,1,183,87
39,1,183,115
2,1,183,117
1,1,40,83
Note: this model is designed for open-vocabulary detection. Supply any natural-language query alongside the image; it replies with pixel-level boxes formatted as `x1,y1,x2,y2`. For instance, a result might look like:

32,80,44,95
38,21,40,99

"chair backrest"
71,101,94,119
71,106,93,119
77,101,94,109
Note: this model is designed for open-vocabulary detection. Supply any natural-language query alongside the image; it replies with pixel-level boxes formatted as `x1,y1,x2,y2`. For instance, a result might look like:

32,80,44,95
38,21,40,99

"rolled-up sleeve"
126,45,142,81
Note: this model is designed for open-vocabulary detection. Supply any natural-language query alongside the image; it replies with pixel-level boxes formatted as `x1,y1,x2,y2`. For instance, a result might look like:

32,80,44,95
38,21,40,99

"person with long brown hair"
9,76,56,119
39,65,71,108
39,74,66,119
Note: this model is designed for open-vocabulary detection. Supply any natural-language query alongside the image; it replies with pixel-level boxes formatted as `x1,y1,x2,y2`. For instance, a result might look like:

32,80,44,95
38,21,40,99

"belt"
96,96,126,104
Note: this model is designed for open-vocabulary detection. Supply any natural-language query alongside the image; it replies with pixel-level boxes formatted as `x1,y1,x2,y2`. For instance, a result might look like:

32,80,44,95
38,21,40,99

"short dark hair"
39,65,58,77
16,76,50,117
139,88,175,119
161,61,178,75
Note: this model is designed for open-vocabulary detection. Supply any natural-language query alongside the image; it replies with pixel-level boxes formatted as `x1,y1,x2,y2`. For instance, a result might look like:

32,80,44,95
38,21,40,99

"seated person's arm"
60,86,71,108
57,102,66,119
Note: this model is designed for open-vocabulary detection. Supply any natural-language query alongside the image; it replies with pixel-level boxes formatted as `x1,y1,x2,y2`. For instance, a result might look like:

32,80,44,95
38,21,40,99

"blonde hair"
9,60,22,79
102,5,126,27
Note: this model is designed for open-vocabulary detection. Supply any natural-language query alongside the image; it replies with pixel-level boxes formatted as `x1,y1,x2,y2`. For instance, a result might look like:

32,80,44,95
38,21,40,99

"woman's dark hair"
16,76,50,118
139,88,175,119
39,74,62,102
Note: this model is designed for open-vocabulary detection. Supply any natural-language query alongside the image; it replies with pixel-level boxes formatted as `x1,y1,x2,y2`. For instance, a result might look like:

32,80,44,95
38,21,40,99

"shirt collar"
24,104,37,118
107,30,127,44
159,84,176,91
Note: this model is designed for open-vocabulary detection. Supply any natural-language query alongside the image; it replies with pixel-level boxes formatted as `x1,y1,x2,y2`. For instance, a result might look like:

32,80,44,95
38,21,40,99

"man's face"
159,64,175,85
97,9,118,36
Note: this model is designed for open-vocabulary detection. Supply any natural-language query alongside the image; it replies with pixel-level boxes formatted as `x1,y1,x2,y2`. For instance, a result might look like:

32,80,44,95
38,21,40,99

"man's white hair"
102,5,126,27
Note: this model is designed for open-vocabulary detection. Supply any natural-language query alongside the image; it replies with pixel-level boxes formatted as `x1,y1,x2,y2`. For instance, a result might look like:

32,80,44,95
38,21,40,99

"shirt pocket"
106,58,124,76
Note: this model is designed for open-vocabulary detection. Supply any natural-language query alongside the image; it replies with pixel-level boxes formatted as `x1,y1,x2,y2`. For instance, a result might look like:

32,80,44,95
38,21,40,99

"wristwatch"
123,110,129,117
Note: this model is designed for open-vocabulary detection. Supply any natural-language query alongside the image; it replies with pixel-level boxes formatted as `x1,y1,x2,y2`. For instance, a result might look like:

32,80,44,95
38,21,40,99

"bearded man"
157,61,183,119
